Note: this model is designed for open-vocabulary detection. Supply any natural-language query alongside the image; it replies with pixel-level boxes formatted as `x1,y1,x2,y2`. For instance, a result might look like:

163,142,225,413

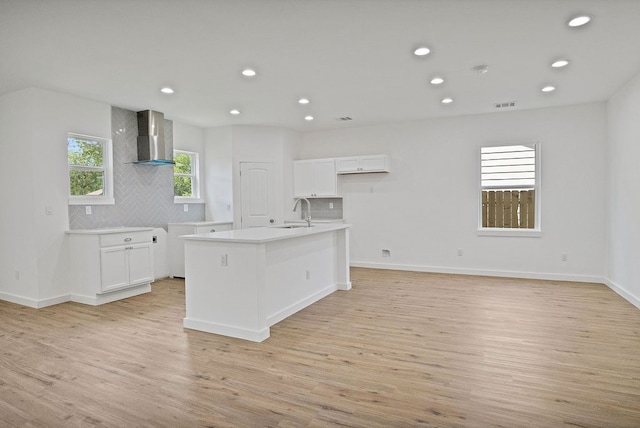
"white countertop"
181,223,350,244
66,227,153,235
167,221,233,227
285,219,344,224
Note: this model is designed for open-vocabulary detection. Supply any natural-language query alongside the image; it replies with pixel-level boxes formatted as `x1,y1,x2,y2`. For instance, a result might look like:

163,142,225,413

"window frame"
67,133,115,206
173,149,203,203
477,142,541,237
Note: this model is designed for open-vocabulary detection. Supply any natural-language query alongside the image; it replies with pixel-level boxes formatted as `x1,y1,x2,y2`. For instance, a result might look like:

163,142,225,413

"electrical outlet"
382,249,391,257
85,206,92,215
457,249,463,256
306,270,311,280
220,254,228,266
14,270,19,280
45,205,53,215
561,253,568,262
183,204,189,212
329,202,334,209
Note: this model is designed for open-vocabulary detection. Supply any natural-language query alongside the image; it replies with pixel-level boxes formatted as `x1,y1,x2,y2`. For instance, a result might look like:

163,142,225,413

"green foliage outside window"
174,152,193,197
68,137,105,196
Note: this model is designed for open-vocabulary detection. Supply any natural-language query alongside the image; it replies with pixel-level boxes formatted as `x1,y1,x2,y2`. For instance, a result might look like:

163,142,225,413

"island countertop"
181,223,350,244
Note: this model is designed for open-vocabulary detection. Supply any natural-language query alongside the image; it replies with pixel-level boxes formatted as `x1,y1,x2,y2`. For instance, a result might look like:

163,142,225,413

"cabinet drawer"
100,231,151,247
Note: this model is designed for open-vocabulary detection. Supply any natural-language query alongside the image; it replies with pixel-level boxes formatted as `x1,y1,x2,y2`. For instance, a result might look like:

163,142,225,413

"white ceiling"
2,0,640,131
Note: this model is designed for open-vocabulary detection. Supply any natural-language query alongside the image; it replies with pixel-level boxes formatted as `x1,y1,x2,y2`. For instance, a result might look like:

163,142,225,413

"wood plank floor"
1,268,640,427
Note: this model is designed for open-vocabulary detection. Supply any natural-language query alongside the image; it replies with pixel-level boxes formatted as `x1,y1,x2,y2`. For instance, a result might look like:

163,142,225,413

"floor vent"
495,101,517,109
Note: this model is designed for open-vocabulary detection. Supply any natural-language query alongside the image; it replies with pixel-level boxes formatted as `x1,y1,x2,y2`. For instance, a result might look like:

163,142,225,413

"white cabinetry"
293,159,337,197
68,228,154,305
336,155,390,174
168,222,233,278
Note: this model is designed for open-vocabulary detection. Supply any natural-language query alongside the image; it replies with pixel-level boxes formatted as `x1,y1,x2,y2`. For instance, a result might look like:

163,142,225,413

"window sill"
174,197,205,204
69,197,115,206
477,228,542,238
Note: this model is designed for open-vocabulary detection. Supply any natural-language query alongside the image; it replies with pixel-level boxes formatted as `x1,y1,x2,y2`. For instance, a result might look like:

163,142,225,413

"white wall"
0,88,111,307
606,71,640,308
300,103,607,282
203,126,233,222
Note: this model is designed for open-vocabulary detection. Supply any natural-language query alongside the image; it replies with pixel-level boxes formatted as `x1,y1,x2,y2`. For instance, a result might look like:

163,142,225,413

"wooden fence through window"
482,189,535,229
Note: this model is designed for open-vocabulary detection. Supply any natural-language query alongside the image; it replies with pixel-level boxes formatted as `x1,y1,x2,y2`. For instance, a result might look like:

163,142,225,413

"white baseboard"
604,278,640,310
0,292,71,308
350,261,605,284
267,284,337,327
0,292,40,308
183,317,270,342
71,284,152,306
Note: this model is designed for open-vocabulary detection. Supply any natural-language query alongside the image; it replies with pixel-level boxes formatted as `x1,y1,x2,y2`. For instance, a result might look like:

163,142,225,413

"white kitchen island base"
182,224,350,342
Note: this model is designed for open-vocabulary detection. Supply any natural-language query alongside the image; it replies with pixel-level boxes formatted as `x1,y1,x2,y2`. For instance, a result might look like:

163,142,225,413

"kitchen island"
182,224,351,342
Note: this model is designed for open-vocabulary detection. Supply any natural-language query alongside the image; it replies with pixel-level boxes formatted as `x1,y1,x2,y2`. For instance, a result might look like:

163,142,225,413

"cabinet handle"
124,237,132,242
210,229,216,232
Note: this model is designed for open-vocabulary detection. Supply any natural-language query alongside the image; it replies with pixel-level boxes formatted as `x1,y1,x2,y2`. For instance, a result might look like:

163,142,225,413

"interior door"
240,162,276,228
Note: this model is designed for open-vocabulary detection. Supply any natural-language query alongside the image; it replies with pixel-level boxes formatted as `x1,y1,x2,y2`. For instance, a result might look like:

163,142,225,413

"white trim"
604,278,640,310
477,228,542,237
0,292,71,308
173,149,200,199
68,133,114,205
267,283,337,326
350,260,604,284
70,284,151,306
478,142,541,232
174,197,205,204
183,317,270,342
68,197,115,206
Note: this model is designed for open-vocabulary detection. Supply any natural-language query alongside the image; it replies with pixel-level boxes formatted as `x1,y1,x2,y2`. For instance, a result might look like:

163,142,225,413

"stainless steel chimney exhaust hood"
135,110,174,164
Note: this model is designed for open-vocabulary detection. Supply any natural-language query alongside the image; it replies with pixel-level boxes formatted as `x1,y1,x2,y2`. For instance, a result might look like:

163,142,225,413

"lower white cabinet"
68,228,154,305
168,222,233,278
100,243,153,293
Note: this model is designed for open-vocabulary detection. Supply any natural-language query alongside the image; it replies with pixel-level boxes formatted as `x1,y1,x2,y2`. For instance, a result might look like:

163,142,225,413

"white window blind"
481,144,535,188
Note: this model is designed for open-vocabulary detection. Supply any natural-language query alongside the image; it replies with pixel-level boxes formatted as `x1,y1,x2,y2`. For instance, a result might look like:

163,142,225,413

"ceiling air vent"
336,116,353,121
495,101,517,109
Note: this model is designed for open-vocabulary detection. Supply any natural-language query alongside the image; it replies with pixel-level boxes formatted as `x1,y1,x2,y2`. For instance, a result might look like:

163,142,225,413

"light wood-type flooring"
1,268,640,427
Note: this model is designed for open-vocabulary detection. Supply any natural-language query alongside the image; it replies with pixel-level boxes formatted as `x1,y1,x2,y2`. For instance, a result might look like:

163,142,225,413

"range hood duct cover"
135,110,174,164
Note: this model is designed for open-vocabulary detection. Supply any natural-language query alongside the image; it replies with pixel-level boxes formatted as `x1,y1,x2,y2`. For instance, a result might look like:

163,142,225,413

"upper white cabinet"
293,159,337,197
336,155,390,174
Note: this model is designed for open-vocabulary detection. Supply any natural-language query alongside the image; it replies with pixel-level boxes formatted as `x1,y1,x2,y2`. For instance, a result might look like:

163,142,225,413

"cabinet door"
336,158,359,173
312,159,337,196
100,247,129,293
293,161,314,197
128,244,154,286
361,155,387,172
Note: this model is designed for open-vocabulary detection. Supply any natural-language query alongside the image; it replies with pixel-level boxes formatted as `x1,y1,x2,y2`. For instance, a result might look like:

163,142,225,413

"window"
67,133,114,205
479,143,540,234
174,150,200,201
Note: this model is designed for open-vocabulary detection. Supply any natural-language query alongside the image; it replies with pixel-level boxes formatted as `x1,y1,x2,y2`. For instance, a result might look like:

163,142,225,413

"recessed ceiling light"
551,59,570,68
541,85,556,93
160,87,174,94
472,64,489,74
298,98,310,105
441,97,454,104
430,77,444,85
304,115,314,121
413,46,431,56
568,15,591,27
241,68,256,77
229,109,240,115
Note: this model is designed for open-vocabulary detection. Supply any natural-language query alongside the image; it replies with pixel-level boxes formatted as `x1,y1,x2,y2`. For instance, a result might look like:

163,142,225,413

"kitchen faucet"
292,198,312,227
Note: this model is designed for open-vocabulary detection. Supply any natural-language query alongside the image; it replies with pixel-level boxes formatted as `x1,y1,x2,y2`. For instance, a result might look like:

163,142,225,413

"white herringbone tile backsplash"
68,107,205,230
